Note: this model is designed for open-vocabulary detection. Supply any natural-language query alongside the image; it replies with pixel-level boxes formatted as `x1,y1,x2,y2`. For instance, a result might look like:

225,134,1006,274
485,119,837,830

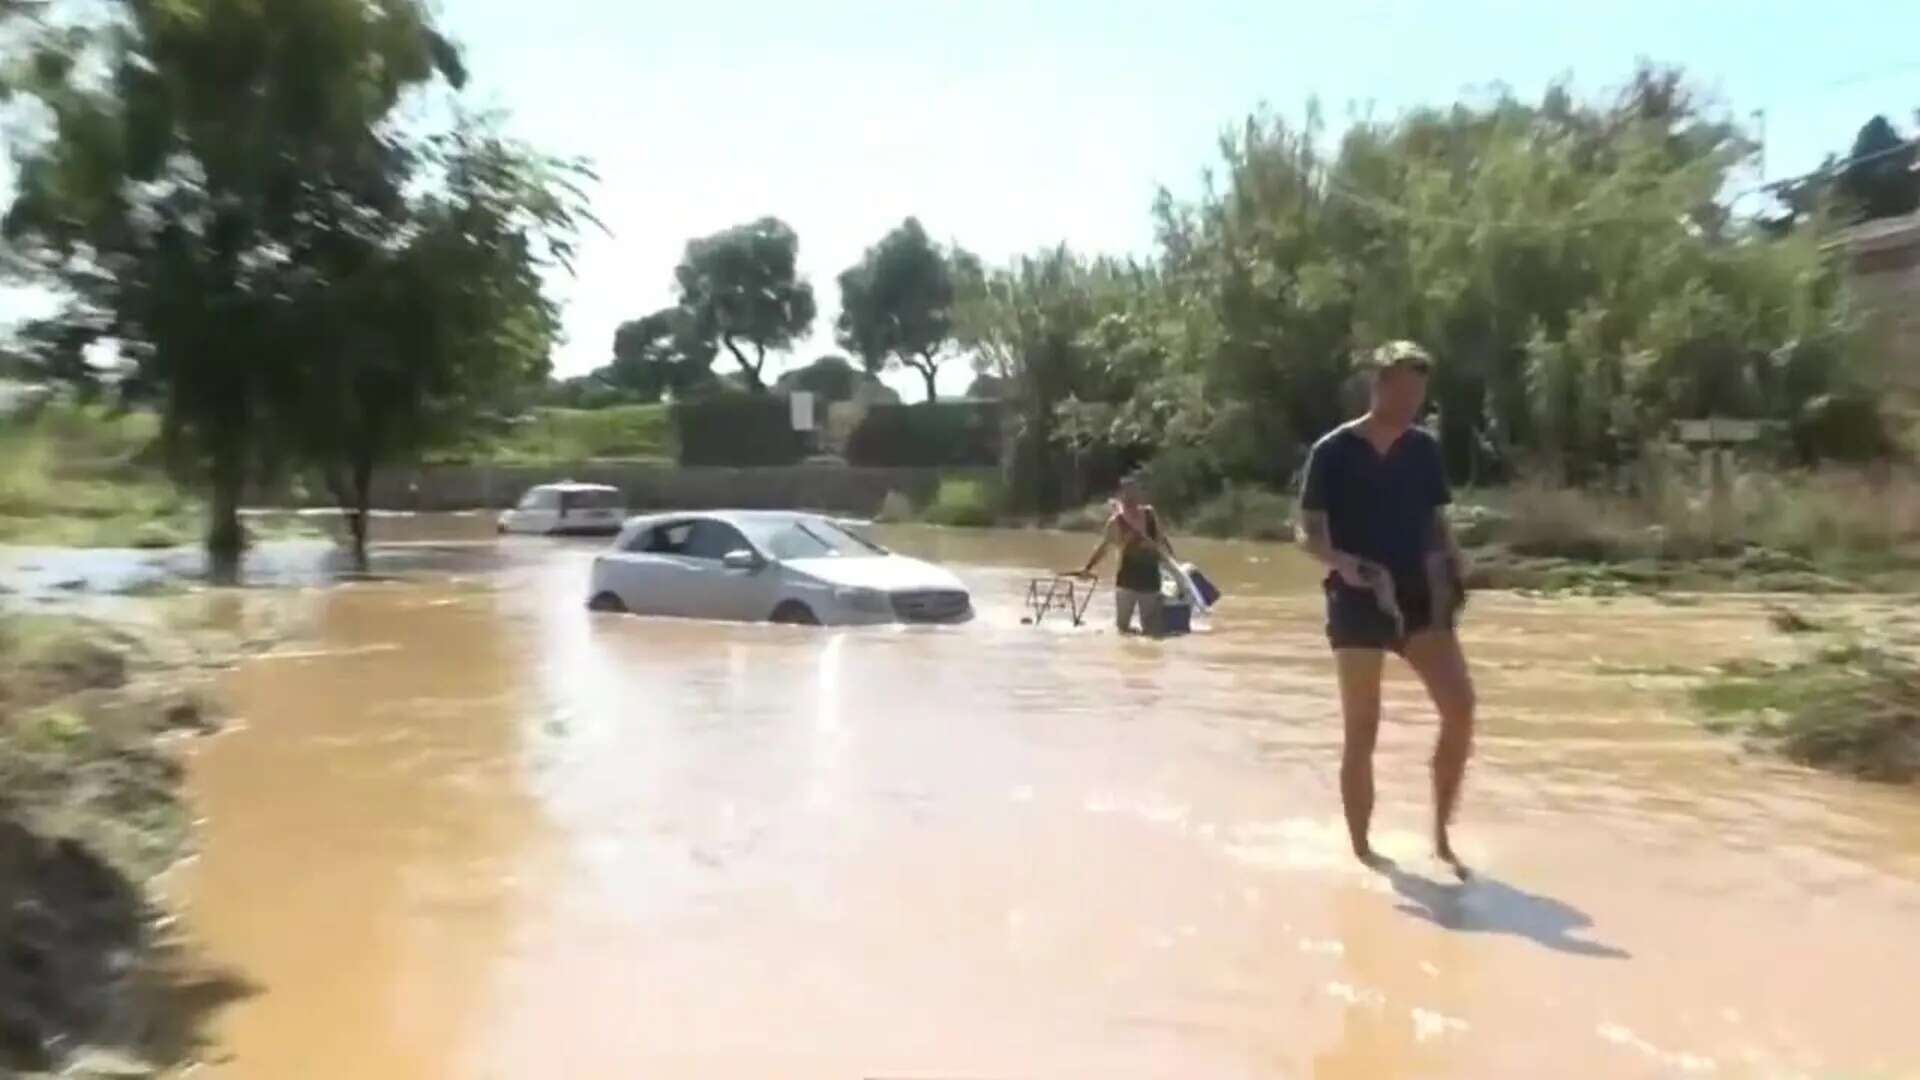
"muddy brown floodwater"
170,522,1920,1078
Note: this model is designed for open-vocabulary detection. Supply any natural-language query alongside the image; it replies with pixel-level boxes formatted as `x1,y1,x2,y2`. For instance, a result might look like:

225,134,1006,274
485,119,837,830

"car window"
517,490,544,510
629,521,694,554
682,520,751,561
749,518,886,560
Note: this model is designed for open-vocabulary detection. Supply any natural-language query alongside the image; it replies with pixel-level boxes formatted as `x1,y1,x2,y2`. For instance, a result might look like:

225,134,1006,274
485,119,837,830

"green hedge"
845,402,1002,467
671,394,808,466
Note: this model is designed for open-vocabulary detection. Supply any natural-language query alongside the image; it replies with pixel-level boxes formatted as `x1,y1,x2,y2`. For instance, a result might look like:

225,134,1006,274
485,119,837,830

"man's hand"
1331,552,1372,589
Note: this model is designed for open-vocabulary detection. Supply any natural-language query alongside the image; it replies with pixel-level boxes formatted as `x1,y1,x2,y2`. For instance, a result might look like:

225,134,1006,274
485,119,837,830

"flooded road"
172,524,1920,1078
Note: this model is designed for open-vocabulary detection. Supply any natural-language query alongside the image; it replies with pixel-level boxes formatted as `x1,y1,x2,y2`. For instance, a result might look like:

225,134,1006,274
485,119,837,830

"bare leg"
1403,629,1476,876
1334,648,1386,864
1115,589,1137,634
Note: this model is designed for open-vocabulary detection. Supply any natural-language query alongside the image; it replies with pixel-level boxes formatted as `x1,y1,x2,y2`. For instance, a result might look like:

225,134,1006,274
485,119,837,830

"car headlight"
835,587,891,613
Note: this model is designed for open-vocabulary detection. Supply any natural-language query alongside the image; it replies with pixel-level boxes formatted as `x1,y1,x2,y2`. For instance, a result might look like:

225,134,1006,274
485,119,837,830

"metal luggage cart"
1024,574,1097,627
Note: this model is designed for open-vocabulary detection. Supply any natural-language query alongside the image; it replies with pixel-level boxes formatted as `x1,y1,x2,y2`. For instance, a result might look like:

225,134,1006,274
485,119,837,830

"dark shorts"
1325,576,1446,653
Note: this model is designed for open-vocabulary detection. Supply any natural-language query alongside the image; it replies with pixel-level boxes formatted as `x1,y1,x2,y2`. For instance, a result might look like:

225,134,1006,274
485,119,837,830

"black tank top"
1115,509,1163,593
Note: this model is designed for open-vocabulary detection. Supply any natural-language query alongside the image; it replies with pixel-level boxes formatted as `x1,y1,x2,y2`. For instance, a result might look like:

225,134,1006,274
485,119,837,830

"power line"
1814,60,1920,92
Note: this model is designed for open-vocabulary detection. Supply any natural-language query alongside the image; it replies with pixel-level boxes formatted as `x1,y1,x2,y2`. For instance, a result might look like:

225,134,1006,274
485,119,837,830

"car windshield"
746,518,886,560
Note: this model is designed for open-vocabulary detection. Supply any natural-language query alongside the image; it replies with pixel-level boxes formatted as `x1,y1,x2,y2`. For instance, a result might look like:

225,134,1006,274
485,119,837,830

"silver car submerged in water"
587,510,972,626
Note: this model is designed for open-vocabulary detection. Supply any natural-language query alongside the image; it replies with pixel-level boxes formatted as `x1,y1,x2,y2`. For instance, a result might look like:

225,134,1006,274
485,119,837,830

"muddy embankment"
0,590,291,1077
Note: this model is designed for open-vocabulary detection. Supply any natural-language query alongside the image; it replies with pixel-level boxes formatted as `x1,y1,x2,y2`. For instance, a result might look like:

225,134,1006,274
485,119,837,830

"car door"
600,520,692,615
677,518,775,621
525,488,562,534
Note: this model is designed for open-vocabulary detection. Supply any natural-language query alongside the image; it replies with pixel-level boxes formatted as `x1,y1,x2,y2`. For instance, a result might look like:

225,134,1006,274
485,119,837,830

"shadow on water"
1383,864,1631,960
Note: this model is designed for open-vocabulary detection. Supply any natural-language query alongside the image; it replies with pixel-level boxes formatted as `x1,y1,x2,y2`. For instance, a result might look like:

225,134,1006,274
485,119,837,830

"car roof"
620,509,824,529
529,481,620,493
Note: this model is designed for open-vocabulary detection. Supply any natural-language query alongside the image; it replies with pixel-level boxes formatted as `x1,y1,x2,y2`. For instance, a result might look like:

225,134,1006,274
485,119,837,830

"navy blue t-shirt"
1299,423,1451,583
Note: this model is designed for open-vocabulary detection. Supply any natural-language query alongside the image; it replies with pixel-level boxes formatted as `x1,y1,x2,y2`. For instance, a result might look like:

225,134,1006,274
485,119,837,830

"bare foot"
1353,843,1395,872
1435,835,1472,880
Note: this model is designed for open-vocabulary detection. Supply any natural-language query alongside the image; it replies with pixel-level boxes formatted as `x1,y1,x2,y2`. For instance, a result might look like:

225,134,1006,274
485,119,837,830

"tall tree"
1838,114,1919,222
606,306,717,402
836,218,961,403
2,0,466,578
286,124,593,568
673,216,815,392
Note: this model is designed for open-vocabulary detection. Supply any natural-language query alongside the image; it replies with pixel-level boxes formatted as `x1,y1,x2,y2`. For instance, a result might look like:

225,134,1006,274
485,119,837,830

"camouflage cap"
1354,339,1435,375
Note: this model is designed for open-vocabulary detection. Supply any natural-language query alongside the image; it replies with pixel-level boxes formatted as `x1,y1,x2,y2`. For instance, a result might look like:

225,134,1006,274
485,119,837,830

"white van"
497,482,625,536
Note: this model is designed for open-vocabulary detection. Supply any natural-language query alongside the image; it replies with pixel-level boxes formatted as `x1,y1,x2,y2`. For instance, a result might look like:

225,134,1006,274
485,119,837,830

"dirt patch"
0,607,265,1075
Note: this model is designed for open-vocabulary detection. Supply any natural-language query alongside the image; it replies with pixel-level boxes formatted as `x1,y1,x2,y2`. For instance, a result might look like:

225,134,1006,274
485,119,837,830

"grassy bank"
432,405,675,465
877,465,1920,595
1694,636,1920,784
0,605,260,1074
0,404,201,549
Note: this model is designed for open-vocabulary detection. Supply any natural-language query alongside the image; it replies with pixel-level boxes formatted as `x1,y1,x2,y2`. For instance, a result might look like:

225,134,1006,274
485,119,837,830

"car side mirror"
722,549,763,572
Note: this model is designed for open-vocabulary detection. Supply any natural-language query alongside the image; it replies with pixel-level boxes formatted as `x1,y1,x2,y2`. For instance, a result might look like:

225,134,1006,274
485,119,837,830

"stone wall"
1836,213,1920,408
268,462,995,515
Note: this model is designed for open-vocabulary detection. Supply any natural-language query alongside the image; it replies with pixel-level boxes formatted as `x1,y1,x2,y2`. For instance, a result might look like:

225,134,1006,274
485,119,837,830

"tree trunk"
206,461,245,585
916,358,939,403
722,336,764,392
349,455,374,572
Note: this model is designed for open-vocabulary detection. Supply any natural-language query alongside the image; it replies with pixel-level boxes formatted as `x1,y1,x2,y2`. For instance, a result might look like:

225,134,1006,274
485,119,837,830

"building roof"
1832,212,1920,255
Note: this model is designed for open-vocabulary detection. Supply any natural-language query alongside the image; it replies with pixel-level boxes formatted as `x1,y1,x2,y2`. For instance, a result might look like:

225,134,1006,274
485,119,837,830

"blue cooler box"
1160,600,1192,635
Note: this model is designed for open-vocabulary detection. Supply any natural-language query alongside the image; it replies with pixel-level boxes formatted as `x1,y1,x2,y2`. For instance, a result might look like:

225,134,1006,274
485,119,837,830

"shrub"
1184,485,1295,540
1134,445,1219,517
1695,642,1920,782
671,394,809,467
845,403,1001,467
922,479,1000,527
1052,501,1111,533
874,490,916,524
465,405,675,463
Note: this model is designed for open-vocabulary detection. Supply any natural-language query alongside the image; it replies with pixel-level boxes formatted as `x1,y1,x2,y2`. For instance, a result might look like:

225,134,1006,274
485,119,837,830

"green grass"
1182,484,1295,541
0,402,203,547
922,478,1001,527
442,405,676,464
874,490,917,524
1693,641,1920,783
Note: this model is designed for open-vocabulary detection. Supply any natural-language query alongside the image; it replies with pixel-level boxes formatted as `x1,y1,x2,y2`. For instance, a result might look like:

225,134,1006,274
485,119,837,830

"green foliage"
1695,642,1920,783
844,403,1002,467
2,0,582,571
774,355,867,402
594,307,719,403
285,121,593,564
673,217,817,392
670,394,807,467
922,478,1000,527
961,66,1869,509
451,405,674,464
3,0,476,569
874,490,916,524
0,402,200,547
1481,462,1920,567
1183,485,1295,541
836,218,962,401
1839,115,1920,223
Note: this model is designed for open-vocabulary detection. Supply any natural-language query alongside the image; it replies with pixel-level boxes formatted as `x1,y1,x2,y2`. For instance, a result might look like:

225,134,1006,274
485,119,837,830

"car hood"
781,554,966,594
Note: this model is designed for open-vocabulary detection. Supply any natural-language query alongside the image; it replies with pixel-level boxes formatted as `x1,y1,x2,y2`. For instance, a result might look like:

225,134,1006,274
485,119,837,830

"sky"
5,1,1920,397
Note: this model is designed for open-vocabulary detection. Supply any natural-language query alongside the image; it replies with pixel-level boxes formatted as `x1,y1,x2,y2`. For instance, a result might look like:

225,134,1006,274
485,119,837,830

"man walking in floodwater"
1297,341,1475,874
